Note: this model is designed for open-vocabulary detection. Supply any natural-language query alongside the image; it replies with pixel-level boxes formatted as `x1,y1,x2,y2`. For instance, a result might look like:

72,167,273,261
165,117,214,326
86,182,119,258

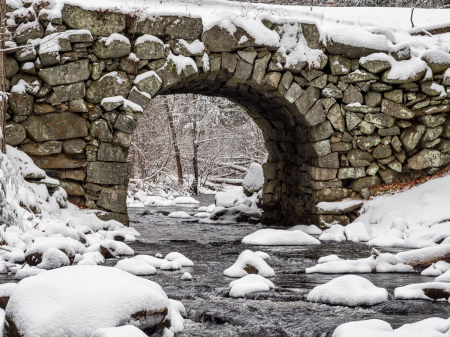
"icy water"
125,194,450,337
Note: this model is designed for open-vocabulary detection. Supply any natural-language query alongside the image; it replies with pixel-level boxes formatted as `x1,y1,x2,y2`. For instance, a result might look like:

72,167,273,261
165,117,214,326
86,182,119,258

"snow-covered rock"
160,260,182,270
168,211,191,219
306,248,413,274
242,229,320,246
133,255,165,268
307,275,388,306
229,274,275,298
421,261,450,276
181,272,192,280
36,248,70,270
223,250,274,278
115,258,157,276
333,317,450,337
288,225,323,235
86,240,134,258
242,163,264,196
6,266,173,337
395,282,450,301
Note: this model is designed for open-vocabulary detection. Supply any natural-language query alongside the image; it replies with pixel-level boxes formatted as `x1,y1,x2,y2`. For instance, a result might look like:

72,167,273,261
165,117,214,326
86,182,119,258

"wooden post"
0,0,6,154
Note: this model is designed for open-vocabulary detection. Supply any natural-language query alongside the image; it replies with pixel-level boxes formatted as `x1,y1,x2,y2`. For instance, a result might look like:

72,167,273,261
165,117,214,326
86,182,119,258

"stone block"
326,103,345,132
329,55,351,75
62,139,86,154
86,71,132,104
47,82,86,104
97,185,128,214
310,179,342,190
92,36,131,59
342,84,363,105
62,4,126,36
312,187,350,203
309,167,337,181
31,154,86,169
9,91,33,116
5,122,26,146
24,112,88,142
312,152,339,169
400,124,426,152
15,20,44,44
114,114,138,134
347,149,373,167
311,121,334,142
21,141,62,156
86,162,132,185
408,149,441,170
55,178,85,196
38,59,90,86
91,119,113,142
372,144,392,159
97,142,128,162
350,176,381,192
338,167,366,179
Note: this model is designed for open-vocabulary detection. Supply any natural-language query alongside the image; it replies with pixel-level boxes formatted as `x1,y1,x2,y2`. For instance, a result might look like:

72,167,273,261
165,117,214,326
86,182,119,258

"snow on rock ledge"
5,266,172,337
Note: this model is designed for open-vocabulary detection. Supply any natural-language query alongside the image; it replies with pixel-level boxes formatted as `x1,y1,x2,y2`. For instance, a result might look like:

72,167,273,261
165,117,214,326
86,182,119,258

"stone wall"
4,2,450,227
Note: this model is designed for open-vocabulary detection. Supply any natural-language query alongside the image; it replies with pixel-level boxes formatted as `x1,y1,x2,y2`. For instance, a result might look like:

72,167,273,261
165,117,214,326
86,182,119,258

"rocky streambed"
125,195,450,337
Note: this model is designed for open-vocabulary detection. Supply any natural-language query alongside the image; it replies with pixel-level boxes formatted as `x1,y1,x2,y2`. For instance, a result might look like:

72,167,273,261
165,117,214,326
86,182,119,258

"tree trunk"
0,0,6,154
192,119,199,195
166,100,183,185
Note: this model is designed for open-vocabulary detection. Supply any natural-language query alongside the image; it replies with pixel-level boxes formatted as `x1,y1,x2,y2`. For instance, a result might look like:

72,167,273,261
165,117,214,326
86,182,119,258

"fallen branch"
208,178,243,186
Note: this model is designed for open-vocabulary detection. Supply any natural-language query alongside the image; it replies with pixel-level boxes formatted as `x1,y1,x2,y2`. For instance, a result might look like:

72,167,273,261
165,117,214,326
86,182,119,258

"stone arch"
5,2,450,226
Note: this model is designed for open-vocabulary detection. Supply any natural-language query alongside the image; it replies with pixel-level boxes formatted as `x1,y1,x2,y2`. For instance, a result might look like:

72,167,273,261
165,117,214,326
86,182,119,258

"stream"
125,194,450,337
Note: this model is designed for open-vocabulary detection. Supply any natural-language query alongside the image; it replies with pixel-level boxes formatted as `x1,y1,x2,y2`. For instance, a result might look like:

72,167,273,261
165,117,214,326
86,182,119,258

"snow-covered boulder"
36,248,70,270
160,260,182,270
395,282,450,301
242,229,320,246
306,249,413,274
307,275,388,306
333,317,450,337
132,255,165,268
24,237,86,266
181,272,192,280
168,211,191,219
421,261,450,276
223,250,274,278
229,274,275,298
0,284,16,309
5,266,172,337
215,192,238,208
164,253,194,267
242,163,264,196
115,258,157,276
209,205,261,224
86,240,134,258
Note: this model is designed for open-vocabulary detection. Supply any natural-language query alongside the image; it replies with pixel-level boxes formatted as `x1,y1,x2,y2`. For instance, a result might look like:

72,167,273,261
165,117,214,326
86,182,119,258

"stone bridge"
4,0,450,226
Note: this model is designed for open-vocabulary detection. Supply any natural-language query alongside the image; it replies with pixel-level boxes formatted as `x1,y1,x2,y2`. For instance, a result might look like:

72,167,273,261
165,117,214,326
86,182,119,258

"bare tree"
165,97,184,185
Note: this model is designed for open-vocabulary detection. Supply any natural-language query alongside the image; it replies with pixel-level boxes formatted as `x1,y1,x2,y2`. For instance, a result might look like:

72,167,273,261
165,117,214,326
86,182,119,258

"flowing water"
126,194,450,337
